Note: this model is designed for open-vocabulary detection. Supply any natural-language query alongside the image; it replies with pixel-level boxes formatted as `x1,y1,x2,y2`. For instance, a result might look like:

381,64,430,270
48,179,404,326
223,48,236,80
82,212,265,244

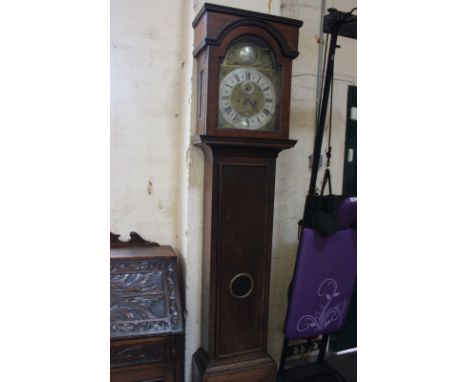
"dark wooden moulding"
192,4,302,382
110,232,184,382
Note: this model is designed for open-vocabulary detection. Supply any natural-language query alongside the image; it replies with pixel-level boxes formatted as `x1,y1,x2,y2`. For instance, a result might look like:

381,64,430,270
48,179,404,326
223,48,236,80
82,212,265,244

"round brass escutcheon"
229,273,254,299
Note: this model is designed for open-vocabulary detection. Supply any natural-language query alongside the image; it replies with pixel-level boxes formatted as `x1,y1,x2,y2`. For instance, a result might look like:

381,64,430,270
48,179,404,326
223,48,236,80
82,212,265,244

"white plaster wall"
177,2,201,379
110,2,200,381
110,0,187,244
194,0,281,16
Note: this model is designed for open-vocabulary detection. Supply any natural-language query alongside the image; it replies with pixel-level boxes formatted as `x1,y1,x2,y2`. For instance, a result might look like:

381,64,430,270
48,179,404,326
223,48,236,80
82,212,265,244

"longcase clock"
192,4,302,381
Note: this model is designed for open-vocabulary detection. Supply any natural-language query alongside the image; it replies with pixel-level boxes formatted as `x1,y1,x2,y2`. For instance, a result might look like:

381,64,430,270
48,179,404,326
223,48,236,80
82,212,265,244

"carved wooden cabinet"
110,243,184,382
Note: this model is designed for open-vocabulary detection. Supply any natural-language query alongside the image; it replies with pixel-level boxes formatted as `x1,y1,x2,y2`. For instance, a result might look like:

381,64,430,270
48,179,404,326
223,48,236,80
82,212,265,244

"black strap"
321,168,333,196
301,7,356,225
325,58,334,169
308,24,338,199
320,68,334,196
321,54,335,196
317,33,330,125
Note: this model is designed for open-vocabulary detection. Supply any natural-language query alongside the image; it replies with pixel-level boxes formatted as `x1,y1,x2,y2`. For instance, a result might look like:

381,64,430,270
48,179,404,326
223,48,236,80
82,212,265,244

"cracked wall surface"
110,0,187,244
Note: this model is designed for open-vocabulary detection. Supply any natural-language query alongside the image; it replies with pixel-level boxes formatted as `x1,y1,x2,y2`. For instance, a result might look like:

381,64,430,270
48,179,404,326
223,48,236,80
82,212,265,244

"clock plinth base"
192,348,276,382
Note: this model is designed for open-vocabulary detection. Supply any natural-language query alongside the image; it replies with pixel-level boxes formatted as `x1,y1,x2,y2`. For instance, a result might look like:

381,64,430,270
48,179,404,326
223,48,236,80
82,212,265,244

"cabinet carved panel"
110,241,184,382
111,258,183,339
110,342,166,367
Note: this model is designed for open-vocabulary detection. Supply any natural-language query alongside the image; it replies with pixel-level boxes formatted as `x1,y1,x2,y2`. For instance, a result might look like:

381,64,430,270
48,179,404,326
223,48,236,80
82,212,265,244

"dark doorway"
342,85,357,197
330,85,357,352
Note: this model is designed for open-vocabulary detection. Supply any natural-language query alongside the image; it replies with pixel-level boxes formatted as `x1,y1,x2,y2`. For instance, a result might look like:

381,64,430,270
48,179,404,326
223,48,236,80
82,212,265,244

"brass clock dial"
219,68,276,130
218,42,280,131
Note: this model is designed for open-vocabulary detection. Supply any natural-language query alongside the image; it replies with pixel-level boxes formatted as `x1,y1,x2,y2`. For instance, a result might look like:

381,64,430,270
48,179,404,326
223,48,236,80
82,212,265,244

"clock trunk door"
214,155,275,358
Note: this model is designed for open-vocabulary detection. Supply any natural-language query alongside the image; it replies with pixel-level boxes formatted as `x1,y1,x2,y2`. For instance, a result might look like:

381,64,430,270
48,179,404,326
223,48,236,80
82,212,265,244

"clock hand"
251,99,258,112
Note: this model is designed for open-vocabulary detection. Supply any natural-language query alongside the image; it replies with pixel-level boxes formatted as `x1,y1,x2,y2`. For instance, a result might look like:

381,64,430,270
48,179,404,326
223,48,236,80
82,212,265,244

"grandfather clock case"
192,4,302,381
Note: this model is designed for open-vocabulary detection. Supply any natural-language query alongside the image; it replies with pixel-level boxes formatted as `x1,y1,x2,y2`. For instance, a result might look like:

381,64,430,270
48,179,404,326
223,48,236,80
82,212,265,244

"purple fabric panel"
284,228,357,339
338,197,357,230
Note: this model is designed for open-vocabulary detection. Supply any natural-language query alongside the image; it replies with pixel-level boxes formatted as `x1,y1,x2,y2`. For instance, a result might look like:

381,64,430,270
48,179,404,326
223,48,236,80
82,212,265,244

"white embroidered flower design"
296,278,346,333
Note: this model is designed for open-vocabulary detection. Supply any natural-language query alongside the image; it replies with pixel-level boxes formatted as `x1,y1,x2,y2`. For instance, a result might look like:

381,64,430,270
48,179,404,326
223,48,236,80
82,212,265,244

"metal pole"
307,24,339,199
315,0,327,119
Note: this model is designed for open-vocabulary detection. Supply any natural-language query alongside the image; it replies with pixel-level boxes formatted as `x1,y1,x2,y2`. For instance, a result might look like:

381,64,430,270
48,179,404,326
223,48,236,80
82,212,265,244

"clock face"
218,42,280,132
219,68,276,130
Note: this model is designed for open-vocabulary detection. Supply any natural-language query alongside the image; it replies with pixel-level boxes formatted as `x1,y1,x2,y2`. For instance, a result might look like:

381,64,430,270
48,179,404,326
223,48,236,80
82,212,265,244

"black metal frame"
278,8,357,377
